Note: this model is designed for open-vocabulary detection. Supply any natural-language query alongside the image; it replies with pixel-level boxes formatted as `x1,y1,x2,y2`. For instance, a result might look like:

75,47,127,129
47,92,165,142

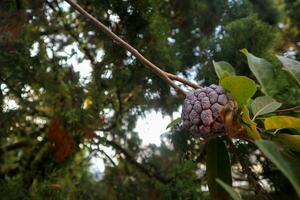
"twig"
93,136,171,184
87,146,117,168
64,0,201,95
166,73,202,89
275,106,300,113
97,148,117,167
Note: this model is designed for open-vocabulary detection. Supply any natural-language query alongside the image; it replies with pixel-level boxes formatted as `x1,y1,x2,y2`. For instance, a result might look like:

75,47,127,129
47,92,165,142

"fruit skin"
181,84,237,139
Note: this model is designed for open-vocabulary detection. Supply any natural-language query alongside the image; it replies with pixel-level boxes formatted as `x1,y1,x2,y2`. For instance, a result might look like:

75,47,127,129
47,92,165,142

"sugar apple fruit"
181,84,237,139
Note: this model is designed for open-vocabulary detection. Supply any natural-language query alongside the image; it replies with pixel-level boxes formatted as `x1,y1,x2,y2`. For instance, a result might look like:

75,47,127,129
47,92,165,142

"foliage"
214,49,300,198
0,0,300,199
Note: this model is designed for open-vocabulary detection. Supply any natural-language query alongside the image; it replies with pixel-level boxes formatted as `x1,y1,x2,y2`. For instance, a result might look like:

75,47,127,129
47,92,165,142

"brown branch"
166,73,202,89
275,106,300,113
64,0,201,95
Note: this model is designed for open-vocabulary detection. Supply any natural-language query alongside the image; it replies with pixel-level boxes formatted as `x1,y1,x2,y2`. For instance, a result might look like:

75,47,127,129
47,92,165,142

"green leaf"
277,55,300,85
241,49,276,95
265,116,300,130
207,138,232,200
251,96,281,120
240,106,261,140
166,117,182,129
216,179,243,200
213,60,236,80
241,106,256,126
274,134,300,152
255,140,300,197
242,124,261,140
220,76,256,106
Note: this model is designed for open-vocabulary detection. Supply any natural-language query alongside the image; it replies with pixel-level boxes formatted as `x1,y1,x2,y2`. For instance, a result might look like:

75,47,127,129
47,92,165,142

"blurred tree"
280,0,300,59
0,0,299,199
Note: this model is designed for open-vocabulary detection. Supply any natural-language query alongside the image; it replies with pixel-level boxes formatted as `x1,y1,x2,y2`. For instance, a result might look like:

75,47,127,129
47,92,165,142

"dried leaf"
48,119,75,161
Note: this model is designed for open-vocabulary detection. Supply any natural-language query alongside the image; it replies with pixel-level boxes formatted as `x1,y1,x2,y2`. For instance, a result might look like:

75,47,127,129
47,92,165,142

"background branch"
94,136,172,184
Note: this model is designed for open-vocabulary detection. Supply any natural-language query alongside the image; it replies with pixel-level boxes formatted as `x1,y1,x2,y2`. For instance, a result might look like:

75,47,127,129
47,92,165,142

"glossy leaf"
207,138,232,200
216,179,242,200
264,116,300,130
213,60,236,80
220,76,256,106
243,125,261,140
166,117,182,129
241,49,276,95
255,140,300,197
274,134,300,152
277,55,300,85
241,106,256,126
241,106,261,140
251,96,281,120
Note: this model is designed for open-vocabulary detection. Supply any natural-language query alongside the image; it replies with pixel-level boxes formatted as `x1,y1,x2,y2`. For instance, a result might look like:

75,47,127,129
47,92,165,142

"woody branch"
64,0,201,95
